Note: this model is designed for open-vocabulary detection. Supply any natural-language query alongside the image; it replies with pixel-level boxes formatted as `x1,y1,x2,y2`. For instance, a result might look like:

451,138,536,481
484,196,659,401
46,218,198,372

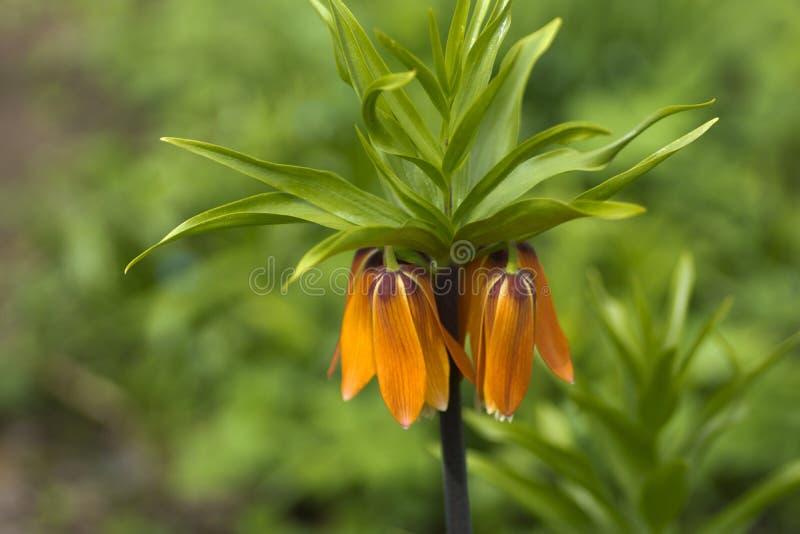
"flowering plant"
126,1,716,530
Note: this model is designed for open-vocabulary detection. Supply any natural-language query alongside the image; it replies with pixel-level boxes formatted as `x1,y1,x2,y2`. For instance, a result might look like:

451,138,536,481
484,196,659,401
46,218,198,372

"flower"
462,243,573,419
331,249,474,428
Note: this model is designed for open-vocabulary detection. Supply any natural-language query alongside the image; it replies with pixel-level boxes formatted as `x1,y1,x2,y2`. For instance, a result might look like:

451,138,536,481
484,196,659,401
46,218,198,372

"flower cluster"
330,243,573,426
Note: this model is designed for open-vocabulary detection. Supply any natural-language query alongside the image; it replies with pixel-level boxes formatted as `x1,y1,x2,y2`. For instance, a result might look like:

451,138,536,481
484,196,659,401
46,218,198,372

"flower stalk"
436,266,472,534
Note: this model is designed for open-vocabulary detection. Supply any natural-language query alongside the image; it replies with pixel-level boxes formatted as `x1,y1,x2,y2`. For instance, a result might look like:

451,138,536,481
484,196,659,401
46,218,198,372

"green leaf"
662,252,696,350
468,451,596,534
675,296,734,380
587,271,646,386
464,0,493,51
455,197,645,246
355,127,452,234
698,460,800,534
639,460,689,530
465,412,626,529
289,224,449,285
469,100,716,220
375,31,450,118
469,18,562,187
445,0,471,82
452,0,512,120
701,330,800,426
125,193,350,273
576,118,719,202
455,121,610,222
428,9,449,93
396,154,449,194
308,0,352,85
160,137,407,227
329,0,441,164
572,391,655,473
361,70,419,152
639,348,680,432
443,41,520,177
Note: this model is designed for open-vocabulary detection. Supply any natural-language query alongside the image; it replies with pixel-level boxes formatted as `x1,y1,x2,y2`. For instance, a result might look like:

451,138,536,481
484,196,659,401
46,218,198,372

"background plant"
466,254,800,533
2,0,799,532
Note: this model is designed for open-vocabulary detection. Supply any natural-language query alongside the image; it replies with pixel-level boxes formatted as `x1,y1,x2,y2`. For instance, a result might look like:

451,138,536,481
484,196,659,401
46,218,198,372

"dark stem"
435,267,472,534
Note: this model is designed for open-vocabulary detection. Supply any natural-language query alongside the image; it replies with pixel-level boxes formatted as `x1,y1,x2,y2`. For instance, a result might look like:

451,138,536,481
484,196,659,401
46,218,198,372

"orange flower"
462,243,573,418
331,250,474,428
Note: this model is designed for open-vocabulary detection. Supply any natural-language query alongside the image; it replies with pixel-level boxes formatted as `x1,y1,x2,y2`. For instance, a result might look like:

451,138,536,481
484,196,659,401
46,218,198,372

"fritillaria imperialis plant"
126,0,716,530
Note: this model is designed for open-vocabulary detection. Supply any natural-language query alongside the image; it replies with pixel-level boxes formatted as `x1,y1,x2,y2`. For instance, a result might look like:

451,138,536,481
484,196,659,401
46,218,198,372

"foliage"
125,0,714,276
466,255,800,533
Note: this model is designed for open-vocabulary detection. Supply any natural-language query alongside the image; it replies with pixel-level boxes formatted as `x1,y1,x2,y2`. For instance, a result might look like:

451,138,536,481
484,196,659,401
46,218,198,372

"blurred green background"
1,0,798,532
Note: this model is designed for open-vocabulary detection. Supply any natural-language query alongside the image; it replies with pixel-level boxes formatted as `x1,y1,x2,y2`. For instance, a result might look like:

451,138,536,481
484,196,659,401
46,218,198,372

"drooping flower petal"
517,243,574,384
483,274,536,417
406,274,450,411
407,267,476,384
329,248,381,380
460,252,508,366
340,267,378,400
371,272,427,428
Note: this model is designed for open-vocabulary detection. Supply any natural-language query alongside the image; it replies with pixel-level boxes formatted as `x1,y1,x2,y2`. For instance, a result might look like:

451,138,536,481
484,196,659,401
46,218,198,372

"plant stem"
435,266,472,534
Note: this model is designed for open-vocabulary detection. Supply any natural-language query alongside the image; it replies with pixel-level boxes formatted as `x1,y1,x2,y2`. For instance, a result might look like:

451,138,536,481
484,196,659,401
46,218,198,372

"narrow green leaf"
452,0,512,120
698,460,800,534
469,100,716,220
455,121,610,222
464,0,493,51
428,9,449,94
443,45,520,177
308,0,352,85
160,137,407,227
576,118,719,201
375,31,450,118
468,451,596,534
701,330,800,425
289,224,449,285
663,252,696,350
676,296,734,380
572,391,655,472
639,460,689,530
362,70,418,151
469,18,562,186
356,127,452,234
329,0,441,163
455,197,645,246
125,193,350,273
396,154,449,194
639,348,680,432
445,0,471,81
465,412,626,530
587,271,646,386
631,277,656,352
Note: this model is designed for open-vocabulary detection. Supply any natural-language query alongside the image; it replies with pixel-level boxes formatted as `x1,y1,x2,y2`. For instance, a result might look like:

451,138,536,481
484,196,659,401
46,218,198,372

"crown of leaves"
126,0,716,277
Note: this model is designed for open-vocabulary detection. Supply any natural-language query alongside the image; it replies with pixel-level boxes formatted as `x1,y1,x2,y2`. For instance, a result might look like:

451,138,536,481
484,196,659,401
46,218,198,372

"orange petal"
483,275,536,417
372,273,427,428
339,269,377,400
407,269,476,384
463,254,507,361
330,248,381,378
517,243,574,384
458,257,485,343
406,275,449,412
474,273,503,401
